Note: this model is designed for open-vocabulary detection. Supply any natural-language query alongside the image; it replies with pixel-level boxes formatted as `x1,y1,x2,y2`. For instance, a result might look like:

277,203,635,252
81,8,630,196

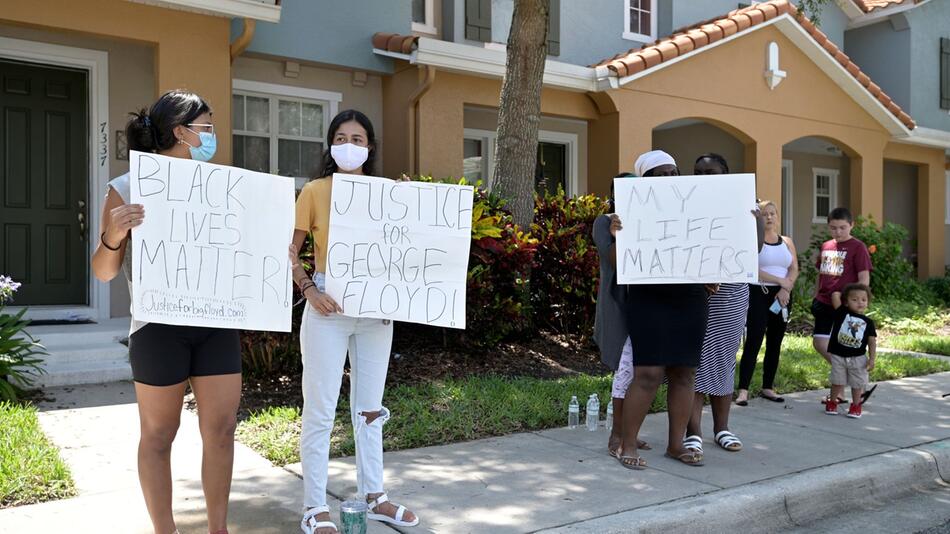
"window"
941,37,949,110
463,129,496,186
812,168,839,223
465,0,492,42
231,80,341,189
412,0,436,34
624,0,656,42
462,128,578,194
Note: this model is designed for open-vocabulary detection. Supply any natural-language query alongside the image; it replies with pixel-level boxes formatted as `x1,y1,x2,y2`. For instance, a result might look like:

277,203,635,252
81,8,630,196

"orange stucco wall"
604,24,891,225
1,0,233,163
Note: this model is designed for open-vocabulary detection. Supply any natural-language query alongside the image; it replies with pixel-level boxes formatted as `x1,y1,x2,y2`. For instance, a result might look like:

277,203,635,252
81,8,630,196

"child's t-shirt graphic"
819,249,847,277
815,238,872,305
827,308,876,357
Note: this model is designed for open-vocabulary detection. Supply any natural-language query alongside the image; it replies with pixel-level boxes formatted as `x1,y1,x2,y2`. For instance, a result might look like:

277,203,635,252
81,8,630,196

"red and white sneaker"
847,403,862,418
824,399,839,415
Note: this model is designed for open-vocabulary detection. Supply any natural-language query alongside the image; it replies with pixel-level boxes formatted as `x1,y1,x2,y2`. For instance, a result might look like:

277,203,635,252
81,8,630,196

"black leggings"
738,285,790,390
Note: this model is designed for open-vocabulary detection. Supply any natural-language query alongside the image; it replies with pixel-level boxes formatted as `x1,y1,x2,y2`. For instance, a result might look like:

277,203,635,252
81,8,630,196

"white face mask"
330,143,369,172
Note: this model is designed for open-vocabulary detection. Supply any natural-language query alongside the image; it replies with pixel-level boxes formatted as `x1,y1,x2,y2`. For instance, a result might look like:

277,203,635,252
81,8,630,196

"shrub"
924,268,950,307
464,187,537,344
796,216,924,304
530,188,609,334
0,276,46,400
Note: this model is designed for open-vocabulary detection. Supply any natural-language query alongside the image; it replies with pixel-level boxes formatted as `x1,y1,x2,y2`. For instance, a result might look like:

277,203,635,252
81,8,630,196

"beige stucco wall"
0,22,155,318
652,122,747,174
783,150,850,250
232,54,385,174
883,161,919,261
462,106,589,193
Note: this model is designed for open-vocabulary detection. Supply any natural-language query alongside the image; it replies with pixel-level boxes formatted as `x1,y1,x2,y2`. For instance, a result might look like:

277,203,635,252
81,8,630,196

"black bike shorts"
128,323,241,386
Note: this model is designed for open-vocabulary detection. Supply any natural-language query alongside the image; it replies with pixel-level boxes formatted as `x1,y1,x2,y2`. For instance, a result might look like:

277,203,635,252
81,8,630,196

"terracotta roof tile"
590,0,915,130
371,32,419,54
854,0,916,13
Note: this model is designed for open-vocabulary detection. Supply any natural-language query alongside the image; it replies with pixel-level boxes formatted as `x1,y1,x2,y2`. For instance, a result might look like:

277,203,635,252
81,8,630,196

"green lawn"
0,402,75,508
882,335,950,356
237,334,950,465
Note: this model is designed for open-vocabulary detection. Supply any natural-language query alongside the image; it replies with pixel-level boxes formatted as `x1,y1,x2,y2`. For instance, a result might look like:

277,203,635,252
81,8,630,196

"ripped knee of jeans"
359,406,390,427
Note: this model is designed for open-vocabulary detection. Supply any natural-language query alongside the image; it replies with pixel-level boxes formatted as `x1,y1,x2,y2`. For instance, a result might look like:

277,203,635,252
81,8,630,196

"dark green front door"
0,59,88,305
535,141,567,196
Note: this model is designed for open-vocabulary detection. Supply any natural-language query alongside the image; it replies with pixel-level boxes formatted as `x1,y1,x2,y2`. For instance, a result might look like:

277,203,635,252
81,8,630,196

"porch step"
8,319,133,388
33,358,132,388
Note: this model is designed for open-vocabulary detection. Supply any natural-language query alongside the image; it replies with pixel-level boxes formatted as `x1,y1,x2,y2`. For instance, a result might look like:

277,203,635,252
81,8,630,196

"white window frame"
462,128,579,196
945,170,950,225
782,159,794,237
411,0,437,35
463,128,496,188
623,0,657,42
812,167,839,224
232,80,341,189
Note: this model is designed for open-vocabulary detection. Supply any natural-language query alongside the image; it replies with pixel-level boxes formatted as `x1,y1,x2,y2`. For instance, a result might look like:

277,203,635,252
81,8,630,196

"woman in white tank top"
735,200,799,405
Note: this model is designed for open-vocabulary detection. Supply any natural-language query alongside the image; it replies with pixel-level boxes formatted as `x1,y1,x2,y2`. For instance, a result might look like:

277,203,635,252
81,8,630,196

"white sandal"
683,434,704,454
715,430,743,452
301,505,338,534
367,493,420,527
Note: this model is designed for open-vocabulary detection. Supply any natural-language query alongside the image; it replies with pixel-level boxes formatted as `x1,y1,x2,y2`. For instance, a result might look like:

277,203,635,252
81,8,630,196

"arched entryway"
651,118,752,175
781,136,854,248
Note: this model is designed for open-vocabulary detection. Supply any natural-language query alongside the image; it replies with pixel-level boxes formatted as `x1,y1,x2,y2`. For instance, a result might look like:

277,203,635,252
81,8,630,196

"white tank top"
757,237,793,286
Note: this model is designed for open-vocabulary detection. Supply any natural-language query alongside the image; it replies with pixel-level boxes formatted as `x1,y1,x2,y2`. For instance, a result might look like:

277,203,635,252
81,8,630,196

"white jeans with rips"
300,273,394,510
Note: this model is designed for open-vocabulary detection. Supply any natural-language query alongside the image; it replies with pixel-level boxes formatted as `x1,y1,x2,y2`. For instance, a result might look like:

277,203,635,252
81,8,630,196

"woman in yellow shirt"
291,110,419,534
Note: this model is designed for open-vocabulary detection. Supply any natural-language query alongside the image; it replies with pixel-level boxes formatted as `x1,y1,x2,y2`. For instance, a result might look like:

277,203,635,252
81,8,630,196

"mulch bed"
232,327,606,420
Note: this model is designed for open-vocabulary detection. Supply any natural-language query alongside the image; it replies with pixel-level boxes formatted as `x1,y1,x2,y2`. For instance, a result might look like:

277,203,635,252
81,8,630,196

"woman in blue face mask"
92,90,238,534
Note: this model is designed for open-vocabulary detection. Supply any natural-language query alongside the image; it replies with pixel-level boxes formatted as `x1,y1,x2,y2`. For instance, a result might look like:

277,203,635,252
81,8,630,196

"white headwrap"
634,150,676,177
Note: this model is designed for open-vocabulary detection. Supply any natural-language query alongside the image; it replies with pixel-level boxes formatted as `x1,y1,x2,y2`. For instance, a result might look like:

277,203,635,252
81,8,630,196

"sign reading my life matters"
130,150,295,332
614,173,759,284
325,174,474,329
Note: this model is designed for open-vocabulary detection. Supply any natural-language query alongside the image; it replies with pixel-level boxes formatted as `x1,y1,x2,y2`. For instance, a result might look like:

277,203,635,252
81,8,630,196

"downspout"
230,18,256,64
407,65,436,176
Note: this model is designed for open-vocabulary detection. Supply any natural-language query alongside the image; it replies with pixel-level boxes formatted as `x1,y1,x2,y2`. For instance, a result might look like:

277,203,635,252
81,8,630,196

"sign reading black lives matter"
130,151,295,332
614,174,759,284
326,174,474,329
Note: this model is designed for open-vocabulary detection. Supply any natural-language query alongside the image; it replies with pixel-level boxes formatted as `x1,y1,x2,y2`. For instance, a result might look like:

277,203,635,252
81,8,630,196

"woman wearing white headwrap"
611,150,707,470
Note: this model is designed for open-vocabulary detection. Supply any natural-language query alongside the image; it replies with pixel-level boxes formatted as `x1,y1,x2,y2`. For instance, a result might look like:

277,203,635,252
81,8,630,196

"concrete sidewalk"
1,372,948,533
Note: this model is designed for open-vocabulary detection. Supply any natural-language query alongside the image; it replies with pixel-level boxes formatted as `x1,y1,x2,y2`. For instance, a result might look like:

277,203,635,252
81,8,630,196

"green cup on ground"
340,499,368,534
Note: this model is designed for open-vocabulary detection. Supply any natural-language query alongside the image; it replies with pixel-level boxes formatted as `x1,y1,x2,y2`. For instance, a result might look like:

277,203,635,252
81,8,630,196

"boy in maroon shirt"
811,208,872,378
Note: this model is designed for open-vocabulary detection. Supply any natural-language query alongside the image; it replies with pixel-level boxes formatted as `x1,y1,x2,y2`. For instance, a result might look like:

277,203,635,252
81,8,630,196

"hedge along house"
375,0,946,279
0,0,280,385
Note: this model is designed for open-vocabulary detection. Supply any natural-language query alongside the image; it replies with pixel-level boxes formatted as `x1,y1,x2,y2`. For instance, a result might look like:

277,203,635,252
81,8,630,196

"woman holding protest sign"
91,90,241,534
684,154,753,456
612,150,708,470
291,109,418,534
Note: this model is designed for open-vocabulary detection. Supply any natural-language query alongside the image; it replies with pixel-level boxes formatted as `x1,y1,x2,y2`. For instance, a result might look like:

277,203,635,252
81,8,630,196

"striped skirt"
695,283,749,396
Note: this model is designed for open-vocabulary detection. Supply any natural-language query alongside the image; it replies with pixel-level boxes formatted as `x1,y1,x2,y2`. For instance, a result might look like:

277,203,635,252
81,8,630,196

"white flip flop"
683,434,704,454
367,493,420,527
715,430,743,452
301,505,339,534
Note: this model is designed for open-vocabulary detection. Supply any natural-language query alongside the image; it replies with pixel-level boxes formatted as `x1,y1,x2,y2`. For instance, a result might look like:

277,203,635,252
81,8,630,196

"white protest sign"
130,150,295,332
614,173,758,284
325,174,473,329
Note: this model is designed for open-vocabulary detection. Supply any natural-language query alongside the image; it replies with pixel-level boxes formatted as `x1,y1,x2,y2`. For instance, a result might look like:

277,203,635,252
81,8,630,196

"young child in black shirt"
823,284,876,418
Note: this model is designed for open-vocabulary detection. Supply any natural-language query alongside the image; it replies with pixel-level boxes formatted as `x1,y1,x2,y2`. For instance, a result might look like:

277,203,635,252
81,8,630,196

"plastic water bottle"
605,400,614,433
586,394,600,431
568,396,579,429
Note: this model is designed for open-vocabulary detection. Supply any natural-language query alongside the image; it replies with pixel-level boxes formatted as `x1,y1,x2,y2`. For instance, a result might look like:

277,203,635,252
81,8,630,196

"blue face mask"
183,128,217,162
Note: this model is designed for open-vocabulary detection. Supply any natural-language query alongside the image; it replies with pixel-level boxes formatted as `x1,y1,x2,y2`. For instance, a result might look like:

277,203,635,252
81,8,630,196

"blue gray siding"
231,0,408,73
844,20,912,112
906,0,950,132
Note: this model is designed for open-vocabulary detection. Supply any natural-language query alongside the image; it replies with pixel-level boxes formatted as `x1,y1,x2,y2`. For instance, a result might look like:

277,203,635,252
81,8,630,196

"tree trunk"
492,0,548,230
